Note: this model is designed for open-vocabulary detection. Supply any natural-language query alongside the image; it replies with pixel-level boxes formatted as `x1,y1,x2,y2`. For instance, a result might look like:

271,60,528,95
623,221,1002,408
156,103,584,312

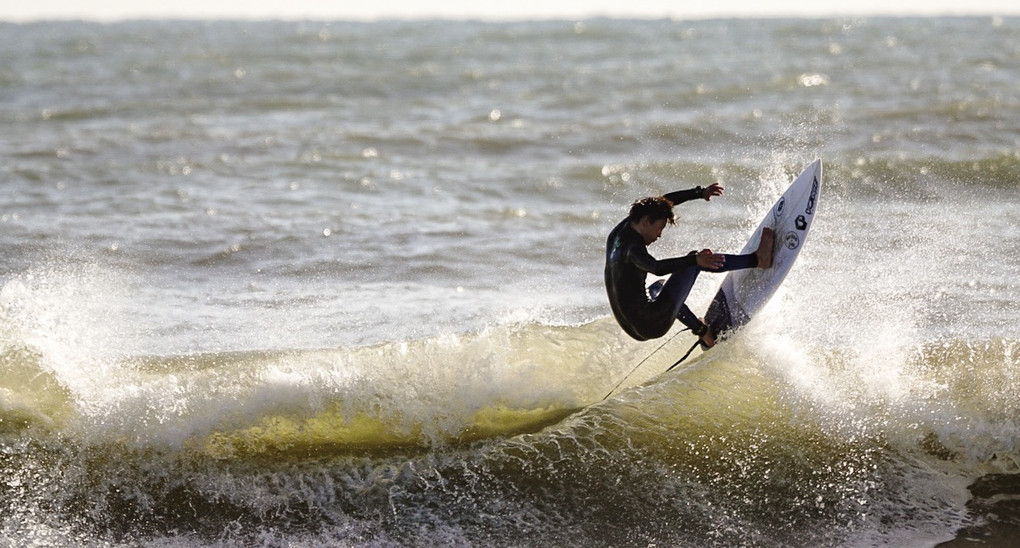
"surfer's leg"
675,304,703,331
661,265,717,346
701,228,774,272
659,266,705,332
700,253,757,273
660,266,697,304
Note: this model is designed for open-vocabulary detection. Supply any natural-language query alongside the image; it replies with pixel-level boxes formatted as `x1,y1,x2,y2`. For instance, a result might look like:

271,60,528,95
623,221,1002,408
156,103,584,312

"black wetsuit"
604,188,757,341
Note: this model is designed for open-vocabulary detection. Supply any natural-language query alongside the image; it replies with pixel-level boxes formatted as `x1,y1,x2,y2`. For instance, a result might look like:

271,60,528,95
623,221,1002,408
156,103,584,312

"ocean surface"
2,16,1019,547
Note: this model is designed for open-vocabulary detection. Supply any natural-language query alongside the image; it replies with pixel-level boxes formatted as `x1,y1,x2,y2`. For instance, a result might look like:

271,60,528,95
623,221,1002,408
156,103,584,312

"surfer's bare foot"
700,331,716,348
756,227,775,269
697,319,716,348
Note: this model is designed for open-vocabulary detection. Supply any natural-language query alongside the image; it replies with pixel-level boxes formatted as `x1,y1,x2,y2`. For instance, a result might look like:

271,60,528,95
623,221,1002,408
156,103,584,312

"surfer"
605,184,774,348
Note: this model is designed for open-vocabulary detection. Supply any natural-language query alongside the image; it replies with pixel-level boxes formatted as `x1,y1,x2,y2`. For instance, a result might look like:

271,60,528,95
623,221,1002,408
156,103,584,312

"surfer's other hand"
696,249,725,270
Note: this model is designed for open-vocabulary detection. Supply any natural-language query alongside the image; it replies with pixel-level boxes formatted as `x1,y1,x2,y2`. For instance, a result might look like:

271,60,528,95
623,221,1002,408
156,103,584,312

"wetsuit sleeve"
626,243,697,276
663,187,704,205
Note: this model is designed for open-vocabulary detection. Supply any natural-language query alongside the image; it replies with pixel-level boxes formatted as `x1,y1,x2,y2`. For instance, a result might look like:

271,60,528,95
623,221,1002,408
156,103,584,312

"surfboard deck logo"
783,231,800,249
805,176,819,215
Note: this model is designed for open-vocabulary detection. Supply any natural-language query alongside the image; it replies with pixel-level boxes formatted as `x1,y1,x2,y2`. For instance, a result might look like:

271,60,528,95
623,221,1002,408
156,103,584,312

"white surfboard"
704,159,822,337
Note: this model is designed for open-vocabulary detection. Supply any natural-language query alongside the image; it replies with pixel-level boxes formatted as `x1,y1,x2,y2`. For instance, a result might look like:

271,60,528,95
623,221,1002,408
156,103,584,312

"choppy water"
1,16,1019,547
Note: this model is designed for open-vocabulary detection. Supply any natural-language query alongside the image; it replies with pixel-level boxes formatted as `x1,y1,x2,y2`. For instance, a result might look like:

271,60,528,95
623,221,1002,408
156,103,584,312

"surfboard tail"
705,290,735,338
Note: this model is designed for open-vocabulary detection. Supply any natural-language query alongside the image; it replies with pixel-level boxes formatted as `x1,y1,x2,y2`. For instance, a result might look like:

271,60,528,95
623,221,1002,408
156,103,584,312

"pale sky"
2,0,1018,22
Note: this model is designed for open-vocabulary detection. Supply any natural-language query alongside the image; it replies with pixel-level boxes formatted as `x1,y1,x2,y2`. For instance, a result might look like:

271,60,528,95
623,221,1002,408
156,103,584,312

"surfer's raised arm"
662,183,724,207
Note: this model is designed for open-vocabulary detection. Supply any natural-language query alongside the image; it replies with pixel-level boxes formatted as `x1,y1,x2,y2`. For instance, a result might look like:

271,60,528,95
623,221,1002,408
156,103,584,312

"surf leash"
600,327,690,401
665,340,702,372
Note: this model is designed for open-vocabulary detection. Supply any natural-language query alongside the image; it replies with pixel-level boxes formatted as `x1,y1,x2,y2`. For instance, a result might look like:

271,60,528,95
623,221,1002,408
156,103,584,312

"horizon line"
2,11,1016,24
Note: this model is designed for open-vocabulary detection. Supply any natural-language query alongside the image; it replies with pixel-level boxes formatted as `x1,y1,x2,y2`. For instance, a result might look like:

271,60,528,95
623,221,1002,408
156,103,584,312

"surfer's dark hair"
628,196,675,225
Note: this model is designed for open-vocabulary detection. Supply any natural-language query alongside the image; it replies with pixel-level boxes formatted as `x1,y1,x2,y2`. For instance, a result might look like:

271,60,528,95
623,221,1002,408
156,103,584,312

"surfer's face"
634,216,668,245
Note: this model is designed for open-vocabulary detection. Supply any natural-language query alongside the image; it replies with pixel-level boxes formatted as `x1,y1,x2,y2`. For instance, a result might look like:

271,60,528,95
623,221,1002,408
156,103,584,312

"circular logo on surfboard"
784,231,800,250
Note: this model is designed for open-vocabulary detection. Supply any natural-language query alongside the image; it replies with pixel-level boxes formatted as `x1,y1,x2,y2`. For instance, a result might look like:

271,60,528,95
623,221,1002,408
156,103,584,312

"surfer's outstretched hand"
702,183,724,201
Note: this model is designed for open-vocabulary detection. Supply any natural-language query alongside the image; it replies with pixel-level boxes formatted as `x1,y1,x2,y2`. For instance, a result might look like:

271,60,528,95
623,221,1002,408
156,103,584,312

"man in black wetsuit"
605,183,773,347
